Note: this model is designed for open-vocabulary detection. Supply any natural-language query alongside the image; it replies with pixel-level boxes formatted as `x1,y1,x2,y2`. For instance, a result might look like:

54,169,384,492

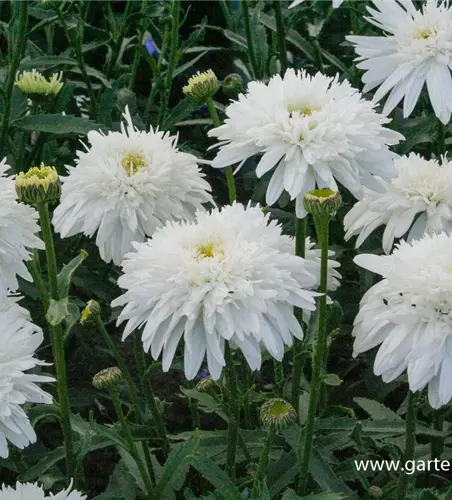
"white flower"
347,0,452,124
304,236,342,291
0,158,44,297
112,203,320,380
0,479,86,499
53,107,213,265
290,0,344,8
344,153,452,254
353,232,452,408
0,295,54,458
209,69,403,218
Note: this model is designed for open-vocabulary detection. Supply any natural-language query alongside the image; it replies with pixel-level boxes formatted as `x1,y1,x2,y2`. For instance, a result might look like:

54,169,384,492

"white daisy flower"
290,0,344,8
0,158,44,297
0,479,86,499
353,232,452,408
209,69,403,218
112,203,320,380
53,107,213,265
347,0,452,124
344,153,452,254
0,295,54,458
304,236,342,292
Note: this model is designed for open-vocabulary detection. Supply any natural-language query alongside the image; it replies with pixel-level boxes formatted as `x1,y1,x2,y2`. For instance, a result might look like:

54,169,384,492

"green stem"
297,213,329,496
0,1,28,156
291,218,306,414
313,40,325,74
241,1,259,79
273,1,288,74
242,361,253,428
224,343,240,480
134,334,170,457
445,485,452,500
430,410,445,461
438,120,446,158
188,380,201,430
36,202,78,484
396,391,418,500
27,250,49,312
205,96,237,203
110,388,154,499
157,1,180,128
250,426,275,500
106,0,134,80
129,1,147,90
273,360,284,397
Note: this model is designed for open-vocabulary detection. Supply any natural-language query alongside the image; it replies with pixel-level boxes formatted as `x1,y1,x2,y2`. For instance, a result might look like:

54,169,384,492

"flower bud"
222,73,245,98
196,376,215,393
16,164,61,204
183,70,219,104
80,299,101,327
93,367,122,390
367,486,383,499
15,70,63,103
303,188,342,218
260,398,297,431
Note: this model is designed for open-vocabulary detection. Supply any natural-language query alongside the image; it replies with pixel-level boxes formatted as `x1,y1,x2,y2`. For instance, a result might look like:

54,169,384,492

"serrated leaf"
57,250,88,298
19,447,65,481
14,114,100,135
353,398,401,422
187,452,243,500
46,297,70,326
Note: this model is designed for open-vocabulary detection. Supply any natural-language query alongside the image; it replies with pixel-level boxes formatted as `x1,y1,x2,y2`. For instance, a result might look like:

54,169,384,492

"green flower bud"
222,73,245,98
303,188,342,218
93,367,122,390
80,300,101,327
260,398,297,431
16,164,61,204
196,376,216,393
367,486,383,499
15,70,63,104
183,70,219,104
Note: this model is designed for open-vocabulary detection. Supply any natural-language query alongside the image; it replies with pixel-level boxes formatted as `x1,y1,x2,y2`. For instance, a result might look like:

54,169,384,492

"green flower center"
196,241,224,260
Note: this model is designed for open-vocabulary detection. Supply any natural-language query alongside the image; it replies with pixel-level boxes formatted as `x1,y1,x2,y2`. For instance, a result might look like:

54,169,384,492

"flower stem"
273,360,284,397
133,333,170,458
157,1,180,128
250,426,275,499
297,213,329,496
396,390,418,500
241,1,259,79
291,217,306,414
205,96,237,203
224,343,240,480
438,120,446,158
106,0,134,80
273,1,288,74
36,202,78,484
110,387,154,499
129,0,147,90
0,1,28,156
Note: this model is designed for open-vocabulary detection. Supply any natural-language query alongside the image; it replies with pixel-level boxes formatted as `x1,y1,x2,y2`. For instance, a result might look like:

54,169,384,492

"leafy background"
0,1,451,499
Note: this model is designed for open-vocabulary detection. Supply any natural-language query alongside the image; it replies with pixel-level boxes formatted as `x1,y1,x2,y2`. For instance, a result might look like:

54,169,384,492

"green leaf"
19,55,78,71
259,13,316,61
268,451,299,498
324,374,342,387
187,452,243,500
46,297,70,326
19,447,66,481
309,446,358,499
222,30,247,50
282,490,344,500
14,114,100,136
353,398,401,421
154,433,200,498
58,250,88,298
173,51,210,78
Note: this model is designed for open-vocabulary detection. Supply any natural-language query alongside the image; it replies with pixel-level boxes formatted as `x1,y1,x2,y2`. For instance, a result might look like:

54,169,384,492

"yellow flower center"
121,151,147,175
287,103,320,117
16,164,59,190
267,399,290,418
414,26,438,40
196,241,224,260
